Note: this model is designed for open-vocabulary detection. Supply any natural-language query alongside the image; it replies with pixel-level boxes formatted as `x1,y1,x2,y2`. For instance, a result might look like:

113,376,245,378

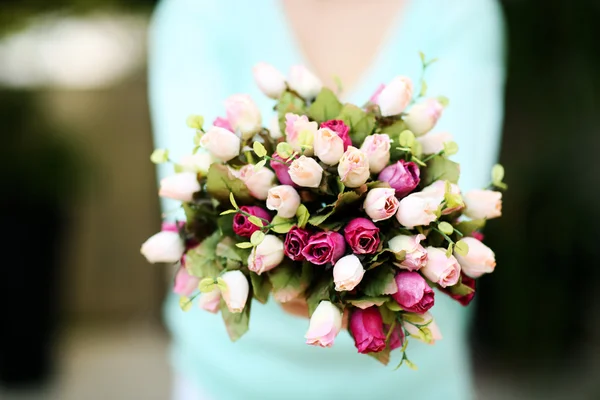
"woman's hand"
279,298,349,328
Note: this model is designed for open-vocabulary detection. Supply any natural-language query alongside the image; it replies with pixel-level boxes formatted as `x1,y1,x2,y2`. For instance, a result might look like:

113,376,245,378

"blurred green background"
0,0,598,399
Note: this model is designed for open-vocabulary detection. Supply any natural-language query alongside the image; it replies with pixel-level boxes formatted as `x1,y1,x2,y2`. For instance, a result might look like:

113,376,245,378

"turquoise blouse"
148,1,505,398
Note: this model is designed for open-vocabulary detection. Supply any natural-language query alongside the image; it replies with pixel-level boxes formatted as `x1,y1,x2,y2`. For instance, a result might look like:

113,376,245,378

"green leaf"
250,272,271,304
380,120,408,135
419,51,426,64
361,266,396,297
308,88,343,122
420,80,428,97
404,358,418,371
186,115,204,130
378,305,396,325
236,242,253,249
421,155,460,186
207,164,253,205
270,216,296,234
248,215,264,228
385,301,403,312
446,278,475,296
336,104,375,146
347,296,389,309
254,159,267,171
367,347,391,366
179,296,193,312
306,277,331,316
443,141,459,157
455,219,486,236
150,148,169,164
437,96,449,107
229,193,239,209
220,299,251,342
250,231,265,246
216,237,243,262
368,248,396,270
399,130,415,148
276,142,293,159
438,221,454,235
217,213,235,237
220,209,237,216
277,91,307,133
446,243,454,258
491,164,508,189
253,141,267,158
308,208,334,227
186,232,222,278
454,239,470,256
198,277,216,293
268,261,307,303
295,204,310,229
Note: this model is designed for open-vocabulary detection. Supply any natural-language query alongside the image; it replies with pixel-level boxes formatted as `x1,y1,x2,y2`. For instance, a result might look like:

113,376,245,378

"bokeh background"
1,1,599,399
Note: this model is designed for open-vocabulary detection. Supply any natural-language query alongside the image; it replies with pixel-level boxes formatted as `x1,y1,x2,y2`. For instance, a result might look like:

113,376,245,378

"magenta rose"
213,116,233,132
284,226,310,261
392,271,435,314
321,120,352,150
301,231,346,265
350,307,387,354
344,218,380,255
388,323,405,351
378,160,420,198
270,153,297,187
232,206,272,238
440,274,476,306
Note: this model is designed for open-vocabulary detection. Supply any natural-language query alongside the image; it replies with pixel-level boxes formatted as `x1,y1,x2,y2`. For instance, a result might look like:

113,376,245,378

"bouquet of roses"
141,55,506,368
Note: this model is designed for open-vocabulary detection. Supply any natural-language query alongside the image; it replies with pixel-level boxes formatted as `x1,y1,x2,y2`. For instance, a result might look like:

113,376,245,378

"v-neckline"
273,0,414,103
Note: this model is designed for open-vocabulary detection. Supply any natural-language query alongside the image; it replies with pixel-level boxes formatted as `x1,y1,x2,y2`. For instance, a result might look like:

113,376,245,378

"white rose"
220,270,249,313
140,231,184,263
288,65,322,99
200,126,241,162
253,62,286,99
314,128,345,165
360,134,391,173
237,164,275,200
395,192,440,228
404,98,444,136
178,151,213,175
159,172,200,202
463,189,502,220
338,146,370,188
333,255,365,291
289,155,324,188
417,132,454,155
454,237,496,278
266,185,301,218
377,76,413,117
224,94,262,139
248,235,285,275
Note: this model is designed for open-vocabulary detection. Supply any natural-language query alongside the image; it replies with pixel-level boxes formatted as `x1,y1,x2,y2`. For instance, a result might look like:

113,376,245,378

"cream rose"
248,235,285,275
253,62,286,99
363,188,399,222
404,98,444,136
220,270,250,313
266,185,301,218
314,128,345,165
237,164,275,200
140,231,185,264
289,155,324,188
388,234,428,271
224,94,262,139
288,65,323,99
417,132,454,155
200,126,241,162
159,172,201,202
377,76,413,117
421,247,461,288
333,255,365,292
338,146,370,188
360,134,391,173
395,192,441,228
463,189,502,220
305,301,343,348
454,237,496,278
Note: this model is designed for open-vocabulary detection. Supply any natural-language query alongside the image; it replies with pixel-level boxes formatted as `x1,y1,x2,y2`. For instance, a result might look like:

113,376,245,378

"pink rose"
360,134,391,173
320,120,352,150
224,94,262,139
369,83,385,104
404,98,444,136
463,189,502,220
440,274,476,306
270,153,296,187
198,289,221,313
392,271,435,314
237,164,275,200
363,188,399,222
252,62,286,99
388,323,405,350
388,234,427,271
266,185,301,218
213,116,233,132
233,206,272,238
314,128,345,165
305,301,342,348
417,132,454,155
285,113,318,155
454,237,496,278
349,307,386,354
377,76,413,117
422,247,461,288
378,160,420,198
288,155,324,188
173,267,200,297
338,146,370,188
403,312,442,344
301,231,346,265
395,192,440,228
284,226,310,261
288,65,323,99
333,255,365,291
343,218,380,254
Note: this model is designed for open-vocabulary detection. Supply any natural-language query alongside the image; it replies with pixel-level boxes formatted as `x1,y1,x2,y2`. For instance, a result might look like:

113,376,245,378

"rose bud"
403,311,442,344
252,62,286,99
395,192,440,228
220,270,249,313
268,115,283,139
392,271,435,314
200,126,241,162
454,237,496,278
141,230,185,263
349,307,387,354
363,187,400,222
463,189,502,220
422,247,461,287
213,116,233,132
421,180,464,215
333,255,365,291
233,206,272,238
404,98,444,136
284,226,310,261
288,65,323,99
360,134,391,173
198,288,221,313
224,94,262,139
248,234,285,274
159,172,201,202
388,323,405,350
314,128,345,165
338,146,370,188
344,218,380,254
388,234,427,271
417,131,454,155
305,300,342,348
178,151,213,175
320,120,352,150
301,231,346,265
237,164,275,200
369,83,385,104
440,274,476,306
266,185,301,218
377,75,413,117
378,160,420,198
289,155,324,188
270,153,296,186
173,267,200,296
285,113,318,155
